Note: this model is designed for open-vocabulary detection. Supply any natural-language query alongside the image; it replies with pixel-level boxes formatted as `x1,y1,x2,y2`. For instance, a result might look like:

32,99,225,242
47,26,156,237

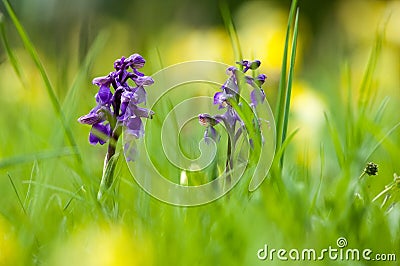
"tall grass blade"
0,147,77,169
324,112,345,167
275,0,298,164
0,12,26,87
364,121,400,161
2,0,81,162
281,8,299,151
219,0,243,62
357,20,387,115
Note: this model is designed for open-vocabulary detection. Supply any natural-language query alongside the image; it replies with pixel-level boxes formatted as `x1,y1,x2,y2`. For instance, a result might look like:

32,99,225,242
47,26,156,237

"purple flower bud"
198,114,219,127
249,60,261,70
256,74,267,86
236,60,261,72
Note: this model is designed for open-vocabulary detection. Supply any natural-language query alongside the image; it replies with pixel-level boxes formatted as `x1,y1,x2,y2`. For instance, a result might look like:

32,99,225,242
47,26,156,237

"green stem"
97,125,121,201
225,132,234,191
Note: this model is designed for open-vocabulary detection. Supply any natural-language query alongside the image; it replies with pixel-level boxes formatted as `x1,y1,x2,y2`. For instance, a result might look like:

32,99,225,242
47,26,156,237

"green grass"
0,0,399,265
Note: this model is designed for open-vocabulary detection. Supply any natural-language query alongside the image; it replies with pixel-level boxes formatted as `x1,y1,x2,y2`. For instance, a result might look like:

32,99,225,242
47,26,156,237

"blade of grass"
281,8,299,152
0,147,77,169
0,12,27,87
308,143,325,213
2,0,81,163
24,161,38,208
324,112,345,167
22,180,84,201
269,128,299,192
357,19,387,115
219,0,243,62
7,173,27,215
275,0,298,165
364,121,400,162
373,96,390,123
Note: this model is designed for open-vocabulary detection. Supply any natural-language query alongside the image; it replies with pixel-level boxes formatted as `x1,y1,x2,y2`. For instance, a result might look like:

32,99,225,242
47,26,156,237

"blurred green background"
0,0,400,265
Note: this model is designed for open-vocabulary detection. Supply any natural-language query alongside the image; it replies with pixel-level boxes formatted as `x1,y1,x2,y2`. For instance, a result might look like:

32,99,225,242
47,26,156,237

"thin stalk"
225,134,232,190
97,125,121,201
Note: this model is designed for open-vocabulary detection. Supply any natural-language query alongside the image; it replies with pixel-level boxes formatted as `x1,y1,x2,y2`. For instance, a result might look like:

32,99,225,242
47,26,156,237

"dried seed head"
364,162,378,176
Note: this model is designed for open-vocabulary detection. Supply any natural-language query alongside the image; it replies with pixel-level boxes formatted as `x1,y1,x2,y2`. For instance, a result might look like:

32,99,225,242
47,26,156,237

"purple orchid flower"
78,53,154,162
199,59,266,143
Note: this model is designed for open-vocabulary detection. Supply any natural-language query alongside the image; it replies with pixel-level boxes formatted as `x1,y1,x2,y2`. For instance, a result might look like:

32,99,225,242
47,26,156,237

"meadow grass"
0,0,399,265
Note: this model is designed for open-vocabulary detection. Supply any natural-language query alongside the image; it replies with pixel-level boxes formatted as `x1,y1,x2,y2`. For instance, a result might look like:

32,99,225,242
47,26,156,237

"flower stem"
97,125,121,201
225,135,232,190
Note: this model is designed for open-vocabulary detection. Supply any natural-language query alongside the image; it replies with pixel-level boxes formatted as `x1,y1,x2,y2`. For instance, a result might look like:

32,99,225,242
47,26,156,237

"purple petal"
92,75,112,86
96,85,113,105
119,101,128,120
223,107,240,127
250,88,266,107
132,86,147,104
78,107,104,125
134,69,145,77
127,54,146,69
133,106,154,118
213,91,224,105
226,66,237,75
236,60,249,68
223,75,239,94
124,117,144,138
89,123,111,145
204,126,220,144
134,76,154,86
114,56,127,71
124,140,138,162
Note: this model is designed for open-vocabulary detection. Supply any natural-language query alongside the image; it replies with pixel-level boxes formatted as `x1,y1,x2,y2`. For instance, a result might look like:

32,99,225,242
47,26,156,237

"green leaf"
97,152,121,202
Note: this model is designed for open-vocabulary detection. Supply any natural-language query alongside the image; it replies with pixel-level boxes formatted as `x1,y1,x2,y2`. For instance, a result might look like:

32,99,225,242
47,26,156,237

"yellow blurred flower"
0,215,22,266
48,223,153,266
289,81,326,162
159,25,234,65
